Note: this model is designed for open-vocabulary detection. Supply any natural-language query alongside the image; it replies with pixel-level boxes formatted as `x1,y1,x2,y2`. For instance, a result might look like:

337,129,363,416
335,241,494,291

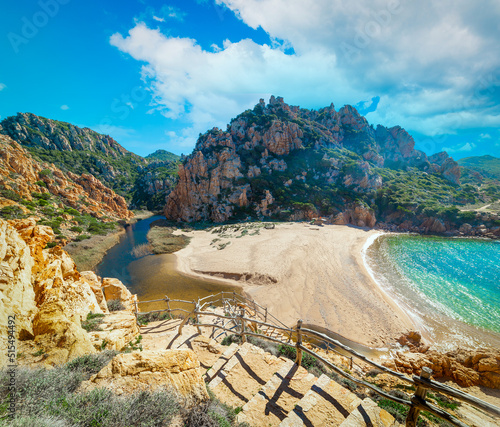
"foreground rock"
83,350,209,402
0,217,139,367
89,310,139,351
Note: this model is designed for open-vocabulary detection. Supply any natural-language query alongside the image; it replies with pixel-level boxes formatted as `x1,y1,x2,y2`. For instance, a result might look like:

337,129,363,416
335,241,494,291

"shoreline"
173,222,417,348
65,210,154,272
365,233,500,351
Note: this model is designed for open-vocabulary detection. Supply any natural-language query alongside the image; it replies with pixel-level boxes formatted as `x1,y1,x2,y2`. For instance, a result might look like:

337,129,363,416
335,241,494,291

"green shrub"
81,312,105,332
70,226,83,233
39,169,52,177
107,299,125,312
0,205,24,219
0,189,21,202
31,192,51,200
34,180,47,188
75,234,91,242
137,311,171,325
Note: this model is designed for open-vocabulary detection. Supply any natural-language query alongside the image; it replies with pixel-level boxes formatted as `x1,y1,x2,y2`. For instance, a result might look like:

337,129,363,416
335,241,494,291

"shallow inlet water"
366,234,500,350
95,216,241,312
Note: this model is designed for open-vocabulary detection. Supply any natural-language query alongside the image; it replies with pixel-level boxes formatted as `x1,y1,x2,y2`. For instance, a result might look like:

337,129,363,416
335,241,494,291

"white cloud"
0,83,6,91
152,16,164,23
112,1,500,150
60,104,70,110
444,142,476,153
480,133,492,139
111,24,359,143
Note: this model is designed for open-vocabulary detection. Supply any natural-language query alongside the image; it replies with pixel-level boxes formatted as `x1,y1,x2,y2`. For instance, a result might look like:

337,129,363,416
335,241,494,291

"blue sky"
0,0,499,159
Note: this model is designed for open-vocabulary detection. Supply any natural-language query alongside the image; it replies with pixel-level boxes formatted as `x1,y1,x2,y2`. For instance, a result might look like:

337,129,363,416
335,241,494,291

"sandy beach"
174,222,416,347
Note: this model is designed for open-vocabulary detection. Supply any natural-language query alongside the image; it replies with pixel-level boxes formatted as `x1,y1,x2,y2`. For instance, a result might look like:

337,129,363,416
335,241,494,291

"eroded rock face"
389,349,500,389
0,220,36,365
32,299,96,366
332,203,377,228
89,310,139,351
102,277,137,312
0,134,133,220
165,97,459,224
0,217,137,368
85,350,209,402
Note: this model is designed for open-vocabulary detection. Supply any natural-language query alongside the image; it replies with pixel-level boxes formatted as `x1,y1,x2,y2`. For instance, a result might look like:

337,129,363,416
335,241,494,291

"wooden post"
165,295,171,316
406,367,432,427
264,307,268,323
178,301,196,335
239,306,246,343
134,299,139,326
295,319,303,366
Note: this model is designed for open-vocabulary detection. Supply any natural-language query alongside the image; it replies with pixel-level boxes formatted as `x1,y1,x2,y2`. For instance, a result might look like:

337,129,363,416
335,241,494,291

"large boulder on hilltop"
84,350,209,402
102,277,137,311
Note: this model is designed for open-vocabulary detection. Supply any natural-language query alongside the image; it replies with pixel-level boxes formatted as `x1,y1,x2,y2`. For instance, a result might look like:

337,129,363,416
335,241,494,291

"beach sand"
174,222,416,347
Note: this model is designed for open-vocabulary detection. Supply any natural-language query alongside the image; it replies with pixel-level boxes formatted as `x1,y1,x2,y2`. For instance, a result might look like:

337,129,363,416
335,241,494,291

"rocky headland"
164,96,500,239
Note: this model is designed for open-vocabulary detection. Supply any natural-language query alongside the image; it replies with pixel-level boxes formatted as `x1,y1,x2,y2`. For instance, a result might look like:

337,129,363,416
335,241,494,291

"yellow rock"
0,219,37,365
89,310,139,351
86,350,209,402
102,277,137,311
81,271,109,313
33,300,96,366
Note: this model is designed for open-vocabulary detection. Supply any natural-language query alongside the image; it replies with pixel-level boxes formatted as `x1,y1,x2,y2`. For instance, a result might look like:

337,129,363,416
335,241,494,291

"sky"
0,0,499,159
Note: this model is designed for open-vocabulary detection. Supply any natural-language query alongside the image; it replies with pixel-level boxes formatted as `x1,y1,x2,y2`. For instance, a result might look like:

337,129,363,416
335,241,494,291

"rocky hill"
0,134,134,246
458,155,500,181
164,97,500,236
0,113,179,209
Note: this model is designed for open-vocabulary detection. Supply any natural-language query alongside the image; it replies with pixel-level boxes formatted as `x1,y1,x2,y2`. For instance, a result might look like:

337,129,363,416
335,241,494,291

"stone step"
278,374,362,427
237,359,317,426
204,342,239,382
208,342,289,409
339,397,399,427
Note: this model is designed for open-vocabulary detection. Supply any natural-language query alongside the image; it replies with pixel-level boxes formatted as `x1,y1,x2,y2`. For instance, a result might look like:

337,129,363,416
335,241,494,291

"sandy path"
174,222,415,347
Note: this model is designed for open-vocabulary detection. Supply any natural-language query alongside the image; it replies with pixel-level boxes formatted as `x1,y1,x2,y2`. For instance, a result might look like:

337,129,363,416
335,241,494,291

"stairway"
140,319,399,426
205,341,399,426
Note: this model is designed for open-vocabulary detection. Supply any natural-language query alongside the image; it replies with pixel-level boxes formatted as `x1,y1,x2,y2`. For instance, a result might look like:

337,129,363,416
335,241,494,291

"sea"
364,234,500,350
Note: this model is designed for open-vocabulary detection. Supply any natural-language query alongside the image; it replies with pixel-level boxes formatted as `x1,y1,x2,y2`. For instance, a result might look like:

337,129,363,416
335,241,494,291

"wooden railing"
135,292,500,427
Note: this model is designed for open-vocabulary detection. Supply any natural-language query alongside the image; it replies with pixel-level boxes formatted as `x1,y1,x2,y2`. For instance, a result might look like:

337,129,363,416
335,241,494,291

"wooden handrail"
135,292,500,426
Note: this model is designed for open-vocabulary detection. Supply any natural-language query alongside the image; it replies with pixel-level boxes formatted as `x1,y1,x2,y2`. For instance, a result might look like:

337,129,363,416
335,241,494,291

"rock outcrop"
0,220,36,365
164,96,461,225
102,277,137,312
388,348,500,389
84,350,209,402
0,113,180,210
0,134,132,220
0,217,140,367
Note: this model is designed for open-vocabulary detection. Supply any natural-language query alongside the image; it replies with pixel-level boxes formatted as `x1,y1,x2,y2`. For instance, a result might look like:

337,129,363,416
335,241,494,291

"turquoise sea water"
368,235,500,335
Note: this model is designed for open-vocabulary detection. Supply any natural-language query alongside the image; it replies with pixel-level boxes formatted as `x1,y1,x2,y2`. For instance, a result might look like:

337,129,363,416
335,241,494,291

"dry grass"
147,224,190,254
130,243,153,258
64,229,124,271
